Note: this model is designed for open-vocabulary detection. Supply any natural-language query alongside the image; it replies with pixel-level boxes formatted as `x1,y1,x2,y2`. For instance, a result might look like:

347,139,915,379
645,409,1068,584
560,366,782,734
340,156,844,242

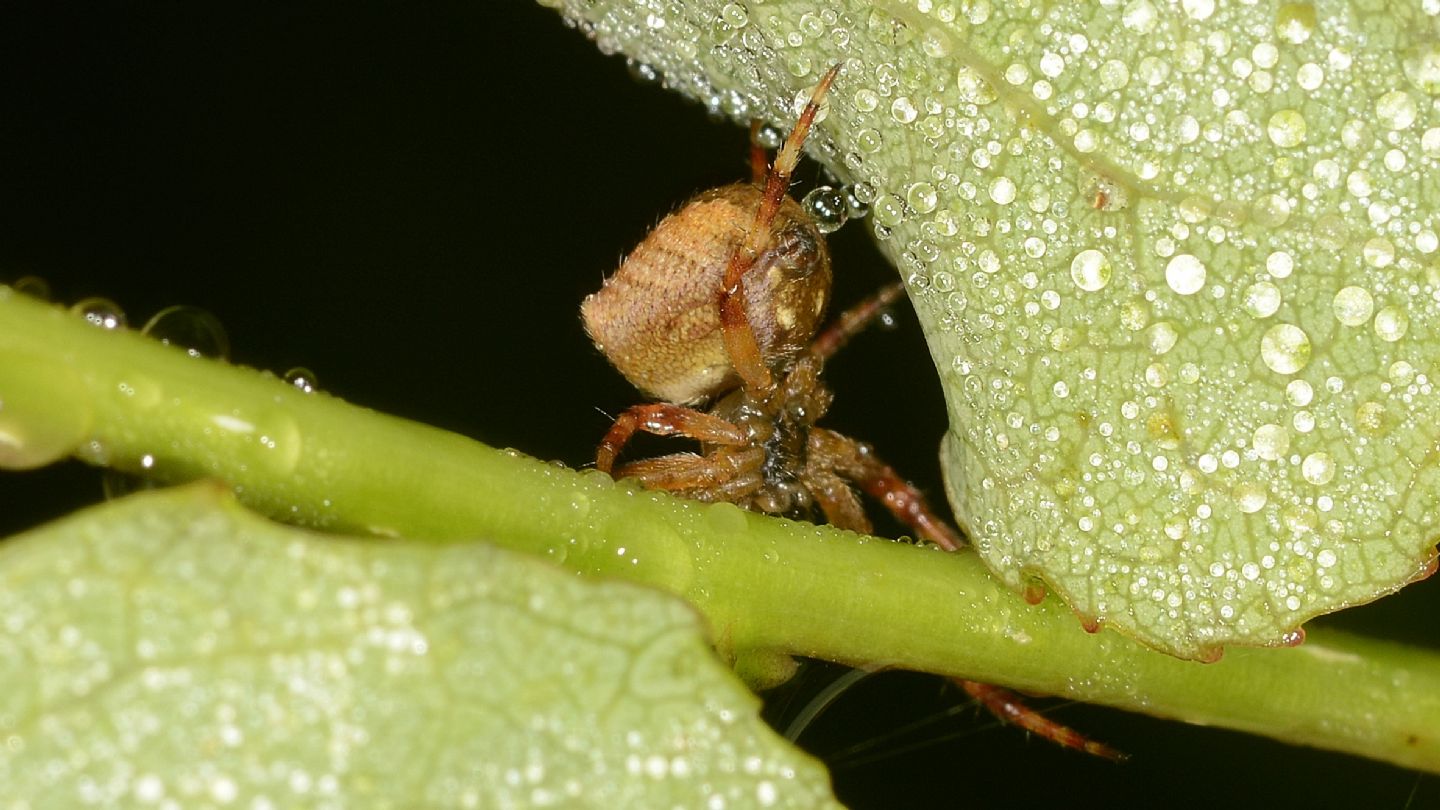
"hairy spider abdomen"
582,183,831,404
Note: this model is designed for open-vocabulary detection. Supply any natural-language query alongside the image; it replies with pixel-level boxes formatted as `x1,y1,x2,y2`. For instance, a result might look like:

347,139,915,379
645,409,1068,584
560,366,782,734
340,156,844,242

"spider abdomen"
582,183,831,405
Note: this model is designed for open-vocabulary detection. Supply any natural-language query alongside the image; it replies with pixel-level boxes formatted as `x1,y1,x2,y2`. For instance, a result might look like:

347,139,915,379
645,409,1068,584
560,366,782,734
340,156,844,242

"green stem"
2,288,1438,773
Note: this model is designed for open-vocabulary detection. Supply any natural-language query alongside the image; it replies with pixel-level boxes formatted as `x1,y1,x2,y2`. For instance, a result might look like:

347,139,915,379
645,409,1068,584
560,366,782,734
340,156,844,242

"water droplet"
1376,90,1417,130
250,409,303,475
1373,306,1408,342
1120,301,1149,331
1039,51,1066,78
1331,286,1374,327
625,59,661,85
141,305,230,360
283,367,319,393
71,297,127,330
1403,42,1440,94
1362,238,1395,268
1234,482,1268,513
1355,401,1386,433
11,276,51,300
1243,282,1282,318
1253,424,1289,460
842,185,871,219
954,66,997,104
1165,254,1206,295
705,501,748,534
889,96,917,124
793,78,832,124
988,177,1016,205
905,182,938,214
1275,3,1316,43
1182,0,1215,19
1261,324,1311,375
1301,452,1335,485
800,186,848,233
855,127,883,154
1266,251,1294,279
1250,196,1290,229
752,123,784,150
872,193,905,227
1286,379,1314,406
1146,322,1178,354
1124,0,1158,32
1099,60,1130,91
1069,249,1112,291
1267,109,1307,147
1145,362,1169,387
102,468,161,500
0,354,91,469
718,2,748,28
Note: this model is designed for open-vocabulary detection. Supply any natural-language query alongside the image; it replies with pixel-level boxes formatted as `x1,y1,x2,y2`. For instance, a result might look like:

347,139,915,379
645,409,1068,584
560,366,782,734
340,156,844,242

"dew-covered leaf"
541,0,1439,658
0,484,837,807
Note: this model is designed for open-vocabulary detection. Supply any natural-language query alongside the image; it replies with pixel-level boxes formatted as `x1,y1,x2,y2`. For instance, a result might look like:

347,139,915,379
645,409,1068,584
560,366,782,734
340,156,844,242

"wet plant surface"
1,3,1436,806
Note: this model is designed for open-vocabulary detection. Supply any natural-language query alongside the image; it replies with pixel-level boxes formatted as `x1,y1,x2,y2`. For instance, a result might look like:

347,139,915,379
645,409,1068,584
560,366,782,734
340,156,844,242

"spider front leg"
807,427,964,551
720,64,842,396
595,403,747,473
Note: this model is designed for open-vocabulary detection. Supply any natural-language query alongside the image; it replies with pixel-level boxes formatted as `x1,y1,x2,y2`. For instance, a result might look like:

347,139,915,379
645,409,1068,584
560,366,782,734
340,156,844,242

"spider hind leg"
958,680,1128,761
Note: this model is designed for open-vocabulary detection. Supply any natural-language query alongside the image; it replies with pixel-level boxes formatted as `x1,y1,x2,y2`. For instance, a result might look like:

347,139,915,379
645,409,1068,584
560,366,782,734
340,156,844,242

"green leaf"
540,0,1440,659
0,484,837,808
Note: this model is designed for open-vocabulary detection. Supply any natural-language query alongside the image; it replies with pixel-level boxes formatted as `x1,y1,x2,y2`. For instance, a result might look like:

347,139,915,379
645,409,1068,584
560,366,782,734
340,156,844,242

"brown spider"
582,65,1121,761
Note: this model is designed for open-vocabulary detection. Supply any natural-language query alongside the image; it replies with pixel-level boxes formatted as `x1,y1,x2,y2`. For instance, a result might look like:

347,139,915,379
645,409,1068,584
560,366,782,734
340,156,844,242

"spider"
581,65,1120,761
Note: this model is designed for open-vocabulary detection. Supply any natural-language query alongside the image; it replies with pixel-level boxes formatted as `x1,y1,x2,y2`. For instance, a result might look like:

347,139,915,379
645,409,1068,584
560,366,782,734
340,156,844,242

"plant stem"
2,289,1437,772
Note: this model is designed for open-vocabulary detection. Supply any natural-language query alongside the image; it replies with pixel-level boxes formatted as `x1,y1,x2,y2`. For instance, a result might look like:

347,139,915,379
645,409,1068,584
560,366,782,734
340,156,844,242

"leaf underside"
543,0,1440,658
0,485,837,808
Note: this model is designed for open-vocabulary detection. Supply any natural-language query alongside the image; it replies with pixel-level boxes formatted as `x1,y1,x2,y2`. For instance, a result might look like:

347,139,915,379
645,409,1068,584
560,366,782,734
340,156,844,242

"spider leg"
808,427,964,551
617,447,765,497
807,432,1120,759
762,64,841,214
748,121,767,184
809,281,906,363
720,63,842,397
957,680,1128,761
596,403,747,474
806,428,1120,757
804,468,873,536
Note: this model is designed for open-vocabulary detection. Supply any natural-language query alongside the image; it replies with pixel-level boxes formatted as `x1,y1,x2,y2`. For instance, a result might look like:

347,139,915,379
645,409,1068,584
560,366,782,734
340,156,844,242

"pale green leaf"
0,484,837,808
540,0,1440,658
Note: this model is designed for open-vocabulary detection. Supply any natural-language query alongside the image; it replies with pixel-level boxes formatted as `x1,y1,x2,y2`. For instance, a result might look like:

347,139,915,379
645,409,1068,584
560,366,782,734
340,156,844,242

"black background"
0,3,1436,807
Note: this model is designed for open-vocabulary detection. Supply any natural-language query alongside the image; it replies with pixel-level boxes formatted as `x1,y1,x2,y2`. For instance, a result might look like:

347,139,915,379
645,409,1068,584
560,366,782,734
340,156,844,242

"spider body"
584,65,960,548
583,65,1121,761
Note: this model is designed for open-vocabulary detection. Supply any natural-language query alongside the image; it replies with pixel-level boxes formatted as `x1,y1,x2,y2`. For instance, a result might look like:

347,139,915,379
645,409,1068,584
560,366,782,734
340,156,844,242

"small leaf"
0,484,837,807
